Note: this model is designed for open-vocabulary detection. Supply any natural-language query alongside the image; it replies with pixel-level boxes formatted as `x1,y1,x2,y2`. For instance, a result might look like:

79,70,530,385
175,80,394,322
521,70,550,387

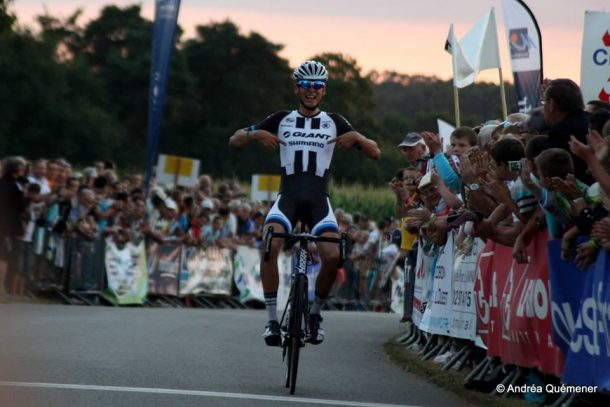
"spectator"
27,159,51,195
470,137,537,246
542,78,592,184
0,157,28,295
397,132,431,175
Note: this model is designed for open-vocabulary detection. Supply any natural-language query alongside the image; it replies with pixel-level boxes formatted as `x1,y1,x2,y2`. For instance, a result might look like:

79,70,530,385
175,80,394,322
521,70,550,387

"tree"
182,20,294,177
0,0,15,34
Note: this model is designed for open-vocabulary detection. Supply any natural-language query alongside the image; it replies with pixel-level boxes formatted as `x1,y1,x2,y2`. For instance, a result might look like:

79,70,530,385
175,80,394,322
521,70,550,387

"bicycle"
263,226,347,395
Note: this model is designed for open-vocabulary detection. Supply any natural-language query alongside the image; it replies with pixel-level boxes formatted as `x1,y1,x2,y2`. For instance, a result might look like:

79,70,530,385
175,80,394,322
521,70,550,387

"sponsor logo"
593,31,610,66
509,28,535,59
282,131,331,140
592,32,610,102
322,121,331,129
285,117,296,123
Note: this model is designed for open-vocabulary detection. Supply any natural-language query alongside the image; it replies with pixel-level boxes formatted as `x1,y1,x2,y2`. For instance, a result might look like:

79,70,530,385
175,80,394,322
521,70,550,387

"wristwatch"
467,183,480,192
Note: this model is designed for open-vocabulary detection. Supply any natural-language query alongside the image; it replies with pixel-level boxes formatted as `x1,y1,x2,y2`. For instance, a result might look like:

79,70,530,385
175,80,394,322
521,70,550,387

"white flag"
454,8,502,88
446,24,475,88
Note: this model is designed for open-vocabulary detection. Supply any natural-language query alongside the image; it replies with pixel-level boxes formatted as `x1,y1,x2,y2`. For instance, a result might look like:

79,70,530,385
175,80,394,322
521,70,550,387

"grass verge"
383,335,528,407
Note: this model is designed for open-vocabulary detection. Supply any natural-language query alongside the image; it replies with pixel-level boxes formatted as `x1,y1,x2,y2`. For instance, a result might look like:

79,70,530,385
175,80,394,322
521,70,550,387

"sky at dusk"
12,0,610,84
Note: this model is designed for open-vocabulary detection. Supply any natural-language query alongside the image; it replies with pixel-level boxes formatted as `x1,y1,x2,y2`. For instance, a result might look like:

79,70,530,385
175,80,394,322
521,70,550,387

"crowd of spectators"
390,79,610,331
0,157,393,300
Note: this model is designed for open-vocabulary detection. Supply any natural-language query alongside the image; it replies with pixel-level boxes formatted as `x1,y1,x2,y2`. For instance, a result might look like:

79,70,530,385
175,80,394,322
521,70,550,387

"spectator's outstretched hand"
459,153,477,184
482,173,511,203
568,135,595,163
591,218,610,243
512,235,528,264
407,207,431,222
575,240,598,270
421,131,442,155
550,174,582,200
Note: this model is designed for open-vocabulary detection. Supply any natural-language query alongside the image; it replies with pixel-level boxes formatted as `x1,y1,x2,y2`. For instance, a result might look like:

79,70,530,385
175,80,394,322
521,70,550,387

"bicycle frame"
263,226,346,394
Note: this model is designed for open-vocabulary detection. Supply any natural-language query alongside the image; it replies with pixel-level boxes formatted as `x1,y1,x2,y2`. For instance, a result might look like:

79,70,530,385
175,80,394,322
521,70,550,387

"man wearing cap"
397,132,432,175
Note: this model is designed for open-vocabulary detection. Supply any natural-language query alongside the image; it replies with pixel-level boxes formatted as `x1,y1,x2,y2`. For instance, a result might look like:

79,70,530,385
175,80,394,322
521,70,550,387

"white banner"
580,11,610,103
179,246,233,296
412,240,439,328
412,234,481,340
420,234,454,335
232,245,292,306
390,265,405,315
233,245,264,303
104,240,148,305
450,237,485,340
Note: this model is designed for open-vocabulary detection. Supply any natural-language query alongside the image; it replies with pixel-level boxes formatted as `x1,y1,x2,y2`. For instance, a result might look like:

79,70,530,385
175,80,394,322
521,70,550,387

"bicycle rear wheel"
286,273,307,394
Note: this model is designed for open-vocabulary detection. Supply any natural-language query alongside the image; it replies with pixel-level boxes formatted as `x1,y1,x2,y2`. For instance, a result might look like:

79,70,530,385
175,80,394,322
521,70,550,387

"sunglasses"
297,80,326,90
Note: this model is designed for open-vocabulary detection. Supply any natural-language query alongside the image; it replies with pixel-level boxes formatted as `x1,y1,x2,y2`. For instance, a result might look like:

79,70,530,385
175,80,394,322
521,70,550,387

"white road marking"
0,381,418,407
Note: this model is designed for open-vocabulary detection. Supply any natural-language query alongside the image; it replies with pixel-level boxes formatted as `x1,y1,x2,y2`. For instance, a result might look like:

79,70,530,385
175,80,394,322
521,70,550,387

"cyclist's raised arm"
328,131,381,160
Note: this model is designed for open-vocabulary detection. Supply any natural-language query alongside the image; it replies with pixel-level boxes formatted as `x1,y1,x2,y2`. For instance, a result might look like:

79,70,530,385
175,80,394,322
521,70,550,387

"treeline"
0,3,514,184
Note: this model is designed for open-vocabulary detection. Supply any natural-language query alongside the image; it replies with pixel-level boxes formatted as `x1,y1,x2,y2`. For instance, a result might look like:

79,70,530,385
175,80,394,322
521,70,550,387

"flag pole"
498,67,508,119
454,86,461,127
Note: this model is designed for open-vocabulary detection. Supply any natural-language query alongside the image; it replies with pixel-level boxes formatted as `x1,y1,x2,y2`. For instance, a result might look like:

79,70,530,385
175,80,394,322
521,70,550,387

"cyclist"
229,60,381,346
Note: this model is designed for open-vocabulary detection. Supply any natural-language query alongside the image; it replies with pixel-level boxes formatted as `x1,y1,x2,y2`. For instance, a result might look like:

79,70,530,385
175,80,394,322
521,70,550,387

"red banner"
475,230,564,376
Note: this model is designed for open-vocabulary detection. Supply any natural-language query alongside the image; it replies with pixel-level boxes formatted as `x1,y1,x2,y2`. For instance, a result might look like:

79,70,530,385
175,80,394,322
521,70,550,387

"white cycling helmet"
293,60,328,82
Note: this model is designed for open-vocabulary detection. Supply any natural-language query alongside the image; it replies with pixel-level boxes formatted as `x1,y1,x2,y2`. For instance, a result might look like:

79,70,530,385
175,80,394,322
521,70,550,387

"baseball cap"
152,186,168,201
398,132,425,148
201,198,214,210
164,198,178,211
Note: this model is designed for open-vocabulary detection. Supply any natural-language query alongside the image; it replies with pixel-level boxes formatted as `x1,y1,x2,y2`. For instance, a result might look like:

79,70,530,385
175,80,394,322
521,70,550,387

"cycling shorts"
264,193,338,236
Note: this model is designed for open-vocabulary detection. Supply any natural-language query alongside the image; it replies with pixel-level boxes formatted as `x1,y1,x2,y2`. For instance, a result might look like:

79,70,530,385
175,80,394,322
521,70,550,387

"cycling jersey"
253,110,354,235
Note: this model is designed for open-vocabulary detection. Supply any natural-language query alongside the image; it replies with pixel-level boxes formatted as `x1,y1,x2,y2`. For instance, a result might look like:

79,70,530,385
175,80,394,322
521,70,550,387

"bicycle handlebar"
263,226,348,268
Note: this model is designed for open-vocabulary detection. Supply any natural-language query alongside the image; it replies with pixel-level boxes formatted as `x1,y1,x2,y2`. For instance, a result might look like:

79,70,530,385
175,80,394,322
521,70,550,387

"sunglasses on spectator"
297,80,326,90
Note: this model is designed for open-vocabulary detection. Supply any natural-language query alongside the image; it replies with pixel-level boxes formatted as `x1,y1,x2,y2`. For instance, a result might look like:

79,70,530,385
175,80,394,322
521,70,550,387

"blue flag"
145,0,181,192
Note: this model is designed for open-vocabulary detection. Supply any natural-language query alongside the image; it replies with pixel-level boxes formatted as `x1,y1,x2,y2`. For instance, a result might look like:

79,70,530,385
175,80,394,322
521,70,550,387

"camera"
508,161,522,172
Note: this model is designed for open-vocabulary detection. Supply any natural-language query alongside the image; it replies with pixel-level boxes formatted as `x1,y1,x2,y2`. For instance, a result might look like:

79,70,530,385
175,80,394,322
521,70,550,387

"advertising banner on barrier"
475,231,564,376
390,265,405,315
413,240,440,328
412,234,480,339
104,240,147,305
548,240,610,390
420,234,454,335
450,237,484,340
233,245,264,303
233,245,294,307
179,246,233,296
147,242,181,296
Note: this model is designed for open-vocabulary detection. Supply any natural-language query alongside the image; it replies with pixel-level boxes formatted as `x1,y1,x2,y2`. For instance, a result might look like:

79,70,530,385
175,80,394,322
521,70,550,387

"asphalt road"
0,304,469,407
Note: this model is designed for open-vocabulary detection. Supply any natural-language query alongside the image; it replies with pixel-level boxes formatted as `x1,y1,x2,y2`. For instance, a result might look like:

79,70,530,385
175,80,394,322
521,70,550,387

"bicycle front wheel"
287,273,307,395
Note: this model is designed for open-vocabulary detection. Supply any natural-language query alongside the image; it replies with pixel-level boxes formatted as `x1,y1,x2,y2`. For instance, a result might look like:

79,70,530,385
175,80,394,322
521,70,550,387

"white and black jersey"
255,110,354,194
253,110,355,235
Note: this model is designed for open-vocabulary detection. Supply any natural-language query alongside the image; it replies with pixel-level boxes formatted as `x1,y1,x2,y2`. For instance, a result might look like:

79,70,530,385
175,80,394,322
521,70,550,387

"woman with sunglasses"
229,60,380,347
